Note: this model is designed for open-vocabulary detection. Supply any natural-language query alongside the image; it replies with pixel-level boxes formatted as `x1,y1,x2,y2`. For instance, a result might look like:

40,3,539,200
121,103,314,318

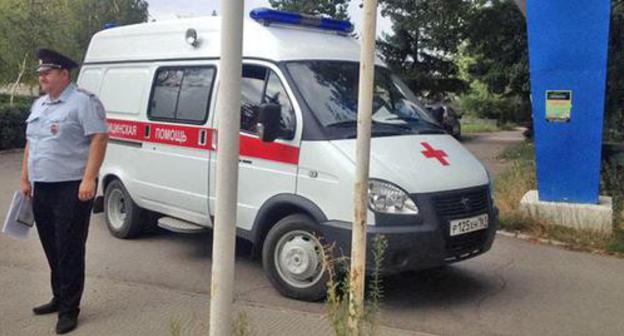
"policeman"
20,48,108,334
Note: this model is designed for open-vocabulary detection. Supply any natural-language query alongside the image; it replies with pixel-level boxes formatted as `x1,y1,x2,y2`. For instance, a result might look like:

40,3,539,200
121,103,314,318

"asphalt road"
1,130,623,336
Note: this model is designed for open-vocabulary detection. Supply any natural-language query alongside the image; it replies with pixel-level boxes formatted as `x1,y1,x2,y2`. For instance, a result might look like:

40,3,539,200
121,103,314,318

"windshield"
286,61,444,139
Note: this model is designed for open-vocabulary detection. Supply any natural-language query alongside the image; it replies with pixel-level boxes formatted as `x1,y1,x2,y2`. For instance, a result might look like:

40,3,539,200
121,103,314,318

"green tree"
66,0,149,64
268,0,350,21
459,0,530,123
0,0,148,93
0,0,70,90
377,0,471,99
605,0,624,141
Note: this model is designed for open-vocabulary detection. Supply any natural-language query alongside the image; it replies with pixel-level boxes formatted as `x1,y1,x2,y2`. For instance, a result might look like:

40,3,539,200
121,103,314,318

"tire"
262,214,328,301
103,179,144,239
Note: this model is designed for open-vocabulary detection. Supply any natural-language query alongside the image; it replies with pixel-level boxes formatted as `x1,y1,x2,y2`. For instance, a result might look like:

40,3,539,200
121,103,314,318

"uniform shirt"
26,83,108,182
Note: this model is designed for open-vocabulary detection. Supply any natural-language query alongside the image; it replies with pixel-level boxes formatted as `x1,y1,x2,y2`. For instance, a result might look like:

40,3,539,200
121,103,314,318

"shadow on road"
381,266,496,309
128,227,254,260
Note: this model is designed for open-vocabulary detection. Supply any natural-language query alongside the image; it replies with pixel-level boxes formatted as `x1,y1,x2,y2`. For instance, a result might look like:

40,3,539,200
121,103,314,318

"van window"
79,68,103,95
240,65,295,140
99,68,149,115
149,66,215,124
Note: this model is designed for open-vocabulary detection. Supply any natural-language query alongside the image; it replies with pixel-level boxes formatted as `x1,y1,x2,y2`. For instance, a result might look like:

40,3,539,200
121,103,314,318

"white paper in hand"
2,191,34,239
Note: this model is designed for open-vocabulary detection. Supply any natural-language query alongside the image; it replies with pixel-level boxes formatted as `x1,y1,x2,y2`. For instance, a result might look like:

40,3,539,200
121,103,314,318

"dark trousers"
32,181,94,317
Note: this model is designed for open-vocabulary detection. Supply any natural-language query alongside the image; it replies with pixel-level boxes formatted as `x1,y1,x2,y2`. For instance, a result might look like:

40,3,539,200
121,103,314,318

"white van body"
79,14,497,301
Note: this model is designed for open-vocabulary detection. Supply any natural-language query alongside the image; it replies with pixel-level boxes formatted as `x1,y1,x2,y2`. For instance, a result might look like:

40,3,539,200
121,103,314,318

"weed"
498,142,535,161
602,162,624,253
363,235,388,336
232,311,253,336
167,310,251,336
607,231,624,254
494,158,536,216
324,235,388,336
601,162,624,229
169,317,183,336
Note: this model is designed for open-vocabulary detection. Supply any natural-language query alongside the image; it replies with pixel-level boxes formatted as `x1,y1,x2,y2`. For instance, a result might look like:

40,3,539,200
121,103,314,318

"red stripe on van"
151,123,213,149
107,119,145,142
108,119,213,150
107,119,299,164
240,134,300,165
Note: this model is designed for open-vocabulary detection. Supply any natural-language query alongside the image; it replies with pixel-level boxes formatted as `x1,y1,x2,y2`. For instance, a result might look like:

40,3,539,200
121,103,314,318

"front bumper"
319,185,498,275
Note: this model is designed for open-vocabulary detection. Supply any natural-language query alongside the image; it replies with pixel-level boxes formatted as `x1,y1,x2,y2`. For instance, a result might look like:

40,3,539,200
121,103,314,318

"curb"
496,229,568,247
496,229,623,258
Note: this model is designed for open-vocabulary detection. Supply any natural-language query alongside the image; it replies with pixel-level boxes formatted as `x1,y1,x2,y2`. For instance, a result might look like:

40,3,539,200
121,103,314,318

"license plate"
449,214,489,236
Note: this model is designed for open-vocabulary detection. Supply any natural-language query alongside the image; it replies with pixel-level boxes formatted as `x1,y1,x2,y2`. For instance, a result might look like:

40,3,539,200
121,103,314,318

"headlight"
368,179,419,215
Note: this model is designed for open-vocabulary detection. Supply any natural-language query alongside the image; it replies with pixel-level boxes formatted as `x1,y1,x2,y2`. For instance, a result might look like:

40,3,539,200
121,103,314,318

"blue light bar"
250,7,354,34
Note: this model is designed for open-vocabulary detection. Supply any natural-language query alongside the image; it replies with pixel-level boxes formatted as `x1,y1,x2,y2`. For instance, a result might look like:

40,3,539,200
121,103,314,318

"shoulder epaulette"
76,87,97,98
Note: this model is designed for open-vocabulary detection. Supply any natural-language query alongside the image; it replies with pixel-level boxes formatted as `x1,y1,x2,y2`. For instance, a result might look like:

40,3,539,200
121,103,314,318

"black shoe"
56,314,78,334
33,299,58,315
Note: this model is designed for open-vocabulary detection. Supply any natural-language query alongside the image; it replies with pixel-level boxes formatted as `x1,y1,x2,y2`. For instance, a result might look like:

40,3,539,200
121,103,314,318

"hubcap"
274,230,325,288
106,189,127,230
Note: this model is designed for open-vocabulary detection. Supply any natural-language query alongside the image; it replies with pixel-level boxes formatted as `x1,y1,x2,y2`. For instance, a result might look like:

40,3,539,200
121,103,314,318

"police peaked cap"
36,48,79,71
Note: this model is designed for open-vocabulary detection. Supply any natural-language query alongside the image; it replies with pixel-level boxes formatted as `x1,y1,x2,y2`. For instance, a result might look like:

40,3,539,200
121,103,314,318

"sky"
145,0,393,38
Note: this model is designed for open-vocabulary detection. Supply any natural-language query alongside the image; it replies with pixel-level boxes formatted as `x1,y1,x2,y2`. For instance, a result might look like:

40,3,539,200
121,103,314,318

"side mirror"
431,107,445,123
257,103,281,142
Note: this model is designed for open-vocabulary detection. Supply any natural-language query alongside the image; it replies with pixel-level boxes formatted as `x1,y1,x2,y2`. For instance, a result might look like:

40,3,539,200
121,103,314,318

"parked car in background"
426,103,462,140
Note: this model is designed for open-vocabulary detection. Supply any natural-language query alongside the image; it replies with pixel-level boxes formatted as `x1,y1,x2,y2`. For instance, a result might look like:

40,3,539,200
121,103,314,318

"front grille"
432,187,491,253
433,187,489,220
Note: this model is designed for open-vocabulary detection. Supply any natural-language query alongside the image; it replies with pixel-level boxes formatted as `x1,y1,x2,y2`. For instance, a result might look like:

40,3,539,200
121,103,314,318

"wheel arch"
250,193,327,257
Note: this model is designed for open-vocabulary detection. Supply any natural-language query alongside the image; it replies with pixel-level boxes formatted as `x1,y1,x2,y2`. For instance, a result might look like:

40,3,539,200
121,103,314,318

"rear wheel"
104,179,144,239
262,214,327,301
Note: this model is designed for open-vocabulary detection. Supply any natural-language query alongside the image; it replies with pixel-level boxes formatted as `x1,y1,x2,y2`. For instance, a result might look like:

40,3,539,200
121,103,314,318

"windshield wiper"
325,120,359,128
326,119,413,139
327,119,411,132
382,116,445,133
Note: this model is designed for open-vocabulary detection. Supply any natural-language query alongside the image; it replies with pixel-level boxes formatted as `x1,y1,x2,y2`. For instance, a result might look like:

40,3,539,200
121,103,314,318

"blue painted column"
527,0,612,203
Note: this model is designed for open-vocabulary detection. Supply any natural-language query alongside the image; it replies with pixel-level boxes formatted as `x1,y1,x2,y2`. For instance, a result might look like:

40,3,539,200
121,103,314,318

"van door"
209,62,301,231
136,64,217,225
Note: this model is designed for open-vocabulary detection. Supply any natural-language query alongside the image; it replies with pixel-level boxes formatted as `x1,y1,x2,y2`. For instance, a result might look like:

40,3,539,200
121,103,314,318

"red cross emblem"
420,142,449,166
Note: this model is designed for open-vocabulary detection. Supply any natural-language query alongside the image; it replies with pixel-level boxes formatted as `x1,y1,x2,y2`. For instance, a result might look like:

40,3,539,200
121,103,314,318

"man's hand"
78,178,97,201
21,178,31,197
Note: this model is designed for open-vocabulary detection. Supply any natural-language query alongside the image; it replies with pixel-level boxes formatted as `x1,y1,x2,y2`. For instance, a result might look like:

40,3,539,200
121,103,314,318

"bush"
457,81,530,124
0,93,34,106
601,160,624,234
0,102,30,150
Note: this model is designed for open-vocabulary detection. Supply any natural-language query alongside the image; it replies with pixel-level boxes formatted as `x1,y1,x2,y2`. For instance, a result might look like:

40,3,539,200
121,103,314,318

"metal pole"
209,1,244,335
348,0,378,333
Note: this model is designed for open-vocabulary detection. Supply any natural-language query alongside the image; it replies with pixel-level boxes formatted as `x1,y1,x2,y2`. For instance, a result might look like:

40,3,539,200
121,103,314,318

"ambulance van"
80,8,498,301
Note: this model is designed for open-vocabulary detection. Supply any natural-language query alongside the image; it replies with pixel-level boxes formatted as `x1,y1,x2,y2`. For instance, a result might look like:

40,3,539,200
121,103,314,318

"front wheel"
262,214,327,301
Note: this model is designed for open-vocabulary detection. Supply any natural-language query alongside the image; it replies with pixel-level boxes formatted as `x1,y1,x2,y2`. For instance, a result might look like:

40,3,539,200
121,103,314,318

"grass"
167,310,252,336
461,118,517,134
462,122,501,133
494,142,624,255
232,311,253,336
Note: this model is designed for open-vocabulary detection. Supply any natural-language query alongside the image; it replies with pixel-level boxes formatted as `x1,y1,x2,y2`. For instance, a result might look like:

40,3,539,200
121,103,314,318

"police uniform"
26,48,108,327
